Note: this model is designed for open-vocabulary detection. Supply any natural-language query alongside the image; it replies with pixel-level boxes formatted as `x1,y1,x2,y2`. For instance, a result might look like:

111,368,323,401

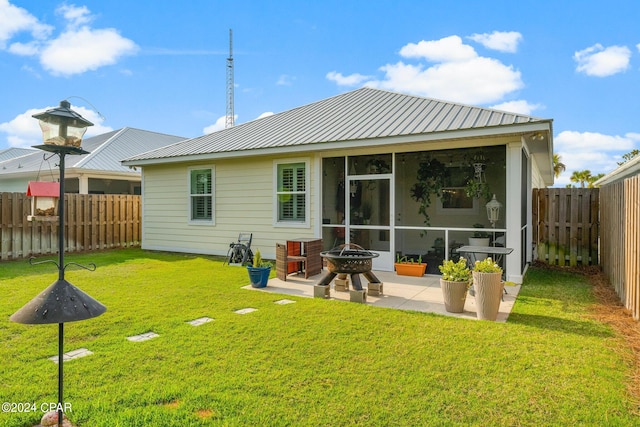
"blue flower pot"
248,266,271,288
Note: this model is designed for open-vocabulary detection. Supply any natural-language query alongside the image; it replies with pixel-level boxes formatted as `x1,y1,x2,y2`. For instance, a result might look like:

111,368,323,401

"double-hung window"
275,160,308,226
189,167,214,223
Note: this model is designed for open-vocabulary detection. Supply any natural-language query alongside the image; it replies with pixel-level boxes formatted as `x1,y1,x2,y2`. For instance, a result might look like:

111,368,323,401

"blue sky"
1,0,639,186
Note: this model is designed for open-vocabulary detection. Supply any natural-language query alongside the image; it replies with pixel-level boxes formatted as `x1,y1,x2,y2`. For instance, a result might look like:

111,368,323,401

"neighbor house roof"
0,127,186,178
594,154,640,186
0,147,37,162
123,87,553,166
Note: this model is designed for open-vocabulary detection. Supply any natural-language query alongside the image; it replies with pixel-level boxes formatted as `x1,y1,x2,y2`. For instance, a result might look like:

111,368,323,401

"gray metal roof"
123,87,551,164
594,154,640,186
0,128,186,176
0,147,37,162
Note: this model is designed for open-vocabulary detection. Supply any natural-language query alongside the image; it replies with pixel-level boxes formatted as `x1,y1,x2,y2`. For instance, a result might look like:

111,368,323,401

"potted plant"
438,258,471,313
472,257,504,321
394,254,427,277
247,249,272,288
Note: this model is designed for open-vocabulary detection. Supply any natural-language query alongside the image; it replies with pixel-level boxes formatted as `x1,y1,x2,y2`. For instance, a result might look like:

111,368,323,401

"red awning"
26,181,60,197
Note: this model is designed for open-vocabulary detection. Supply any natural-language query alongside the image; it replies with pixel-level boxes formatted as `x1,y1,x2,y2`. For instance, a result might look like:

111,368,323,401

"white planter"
472,271,504,321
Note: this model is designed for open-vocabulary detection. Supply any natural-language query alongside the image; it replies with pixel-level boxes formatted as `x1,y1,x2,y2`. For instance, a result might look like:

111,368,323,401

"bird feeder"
32,100,93,148
27,181,60,222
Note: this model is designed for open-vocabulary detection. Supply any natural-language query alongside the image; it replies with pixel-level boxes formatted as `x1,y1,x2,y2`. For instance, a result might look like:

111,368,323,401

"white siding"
141,155,317,260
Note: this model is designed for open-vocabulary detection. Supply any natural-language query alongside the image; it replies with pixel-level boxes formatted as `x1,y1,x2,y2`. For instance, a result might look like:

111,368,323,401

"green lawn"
0,249,636,426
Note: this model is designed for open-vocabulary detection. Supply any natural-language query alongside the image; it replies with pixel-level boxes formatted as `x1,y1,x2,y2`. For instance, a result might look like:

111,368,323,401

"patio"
247,270,521,322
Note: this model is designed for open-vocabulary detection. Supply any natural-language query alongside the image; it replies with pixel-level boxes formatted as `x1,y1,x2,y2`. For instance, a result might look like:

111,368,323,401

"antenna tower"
225,29,235,128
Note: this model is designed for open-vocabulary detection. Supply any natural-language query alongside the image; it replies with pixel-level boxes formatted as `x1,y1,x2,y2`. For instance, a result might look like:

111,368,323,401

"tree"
570,170,592,188
617,149,640,166
553,153,566,178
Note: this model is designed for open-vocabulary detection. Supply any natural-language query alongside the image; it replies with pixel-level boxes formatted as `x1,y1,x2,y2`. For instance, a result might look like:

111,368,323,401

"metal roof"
0,128,186,177
0,147,37,162
123,87,551,164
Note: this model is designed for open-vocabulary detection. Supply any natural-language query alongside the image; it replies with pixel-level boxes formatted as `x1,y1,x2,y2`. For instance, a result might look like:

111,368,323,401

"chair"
225,233,253,266
276,243,309,281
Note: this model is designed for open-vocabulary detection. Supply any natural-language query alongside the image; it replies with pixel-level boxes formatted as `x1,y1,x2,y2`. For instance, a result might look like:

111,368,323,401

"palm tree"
570,170,592,188
553,153,566,178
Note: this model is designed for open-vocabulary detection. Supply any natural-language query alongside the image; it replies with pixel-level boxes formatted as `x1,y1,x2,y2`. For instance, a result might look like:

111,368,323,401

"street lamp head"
32,100,94,148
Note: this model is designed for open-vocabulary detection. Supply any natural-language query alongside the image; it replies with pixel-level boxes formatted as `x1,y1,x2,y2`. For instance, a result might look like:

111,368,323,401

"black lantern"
11,100,105,427
32,100,93,150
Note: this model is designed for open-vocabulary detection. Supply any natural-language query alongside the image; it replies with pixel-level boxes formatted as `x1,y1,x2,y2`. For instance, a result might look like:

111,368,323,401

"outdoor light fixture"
11,100,105,427
486,194,502,227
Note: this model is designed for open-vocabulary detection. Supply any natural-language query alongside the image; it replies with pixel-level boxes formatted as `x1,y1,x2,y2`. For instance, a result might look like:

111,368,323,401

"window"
189,167,213,223
438,165,477,214
275,161,308,224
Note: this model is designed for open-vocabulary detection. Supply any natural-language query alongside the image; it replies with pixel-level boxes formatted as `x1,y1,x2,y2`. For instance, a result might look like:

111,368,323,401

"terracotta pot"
472,271,504,321
440,279,468,313
394,263,426,277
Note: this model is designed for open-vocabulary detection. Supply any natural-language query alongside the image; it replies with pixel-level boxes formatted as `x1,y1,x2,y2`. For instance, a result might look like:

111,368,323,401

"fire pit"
317,244,381,291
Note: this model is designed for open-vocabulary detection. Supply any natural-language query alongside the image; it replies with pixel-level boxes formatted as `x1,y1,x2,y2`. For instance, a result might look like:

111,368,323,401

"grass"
0,249,637,426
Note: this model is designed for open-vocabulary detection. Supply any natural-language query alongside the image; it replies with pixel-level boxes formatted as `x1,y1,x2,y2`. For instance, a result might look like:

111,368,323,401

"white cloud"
0,105,111,148
369,56,522,105
326,71,372,86
40,27,138,76
553,130,640,186
0,0,52,49
1,2,137,76
467,31,522,53
399,36,477,62
256,112,274,119
490,100,542,115
203,116,228,134
329,34,525,105
574,44,631,77
276,74,295,86
56,4,93,28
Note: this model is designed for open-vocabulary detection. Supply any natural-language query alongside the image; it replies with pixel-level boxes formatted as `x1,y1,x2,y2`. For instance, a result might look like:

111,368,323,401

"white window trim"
273,158,310,228
188,165,215,225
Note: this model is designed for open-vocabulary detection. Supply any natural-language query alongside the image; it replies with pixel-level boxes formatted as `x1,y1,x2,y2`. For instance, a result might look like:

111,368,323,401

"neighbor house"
122,88,554,283
0,127,186,194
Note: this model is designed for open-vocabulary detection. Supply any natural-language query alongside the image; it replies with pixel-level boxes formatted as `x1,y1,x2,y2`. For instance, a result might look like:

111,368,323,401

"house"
122,88,554,283
0,127,186,194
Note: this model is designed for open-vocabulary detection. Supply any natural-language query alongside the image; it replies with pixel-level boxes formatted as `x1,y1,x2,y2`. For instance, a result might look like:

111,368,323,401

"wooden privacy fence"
599,176,640,320
1,192,141,261
532,188,599,266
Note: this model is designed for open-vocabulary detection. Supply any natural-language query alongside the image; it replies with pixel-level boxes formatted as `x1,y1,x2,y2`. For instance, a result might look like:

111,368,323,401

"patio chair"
225,233,254,266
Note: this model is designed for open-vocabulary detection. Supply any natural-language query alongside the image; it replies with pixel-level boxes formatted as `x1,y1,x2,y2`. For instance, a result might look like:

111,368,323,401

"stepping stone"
234,308,257,314
274,299,296,305
49,348,93,364
127,332,159,342
187,317,214,326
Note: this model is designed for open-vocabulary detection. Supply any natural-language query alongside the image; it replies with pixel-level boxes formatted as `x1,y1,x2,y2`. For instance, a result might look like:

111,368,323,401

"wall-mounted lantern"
26,181,60,221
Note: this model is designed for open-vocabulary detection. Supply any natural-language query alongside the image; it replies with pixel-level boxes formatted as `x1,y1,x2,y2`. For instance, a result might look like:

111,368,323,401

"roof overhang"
594,153,640,186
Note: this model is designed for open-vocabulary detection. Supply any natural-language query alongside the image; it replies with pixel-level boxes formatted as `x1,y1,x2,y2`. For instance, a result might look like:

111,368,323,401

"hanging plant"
410,157,447,226
464,178,492,201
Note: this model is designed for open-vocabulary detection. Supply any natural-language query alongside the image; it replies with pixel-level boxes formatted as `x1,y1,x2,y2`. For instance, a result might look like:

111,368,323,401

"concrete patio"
247,270,521,322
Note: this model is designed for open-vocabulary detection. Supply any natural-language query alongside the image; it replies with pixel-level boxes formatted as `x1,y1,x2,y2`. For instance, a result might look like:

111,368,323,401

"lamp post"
10,101,106,427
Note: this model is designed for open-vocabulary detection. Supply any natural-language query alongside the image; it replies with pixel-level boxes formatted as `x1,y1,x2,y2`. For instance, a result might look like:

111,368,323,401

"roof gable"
124,87,551,164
